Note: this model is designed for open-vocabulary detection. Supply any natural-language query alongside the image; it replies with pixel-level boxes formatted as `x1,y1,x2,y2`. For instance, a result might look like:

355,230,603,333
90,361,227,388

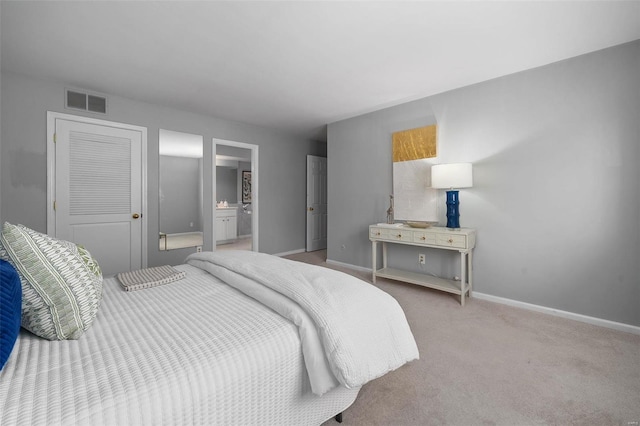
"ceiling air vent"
65,89,107,114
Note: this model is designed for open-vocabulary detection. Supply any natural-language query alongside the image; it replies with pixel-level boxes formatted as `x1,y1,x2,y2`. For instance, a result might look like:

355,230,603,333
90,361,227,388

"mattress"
0,264,359,425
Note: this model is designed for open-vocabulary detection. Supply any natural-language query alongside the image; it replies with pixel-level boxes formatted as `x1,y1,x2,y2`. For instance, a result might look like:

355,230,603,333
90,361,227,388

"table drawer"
370,227,385,239
387,229,412,242
412,230,437,245
436,234,467,249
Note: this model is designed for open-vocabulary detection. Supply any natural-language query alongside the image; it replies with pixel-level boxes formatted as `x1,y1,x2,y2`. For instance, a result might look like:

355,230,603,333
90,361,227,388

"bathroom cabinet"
216,208,238,243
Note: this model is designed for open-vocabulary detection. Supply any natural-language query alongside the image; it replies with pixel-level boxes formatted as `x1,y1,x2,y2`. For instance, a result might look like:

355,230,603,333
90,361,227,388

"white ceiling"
2,1,639,140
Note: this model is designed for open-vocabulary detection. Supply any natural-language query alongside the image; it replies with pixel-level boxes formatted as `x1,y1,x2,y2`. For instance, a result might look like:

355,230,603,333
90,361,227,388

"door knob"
132,213,140,219
308,207,314,211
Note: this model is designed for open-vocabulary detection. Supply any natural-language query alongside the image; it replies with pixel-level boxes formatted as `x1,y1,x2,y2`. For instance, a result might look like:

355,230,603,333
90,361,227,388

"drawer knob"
420,236,426,240
397,234,402,238
448,238,453,243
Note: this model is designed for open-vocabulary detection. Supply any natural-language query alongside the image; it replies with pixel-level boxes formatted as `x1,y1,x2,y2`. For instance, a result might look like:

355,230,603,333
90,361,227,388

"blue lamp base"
445,190,461,229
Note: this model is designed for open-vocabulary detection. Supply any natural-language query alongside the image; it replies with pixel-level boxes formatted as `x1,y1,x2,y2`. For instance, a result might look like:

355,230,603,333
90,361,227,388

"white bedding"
0,264,359,425
186,250,420,395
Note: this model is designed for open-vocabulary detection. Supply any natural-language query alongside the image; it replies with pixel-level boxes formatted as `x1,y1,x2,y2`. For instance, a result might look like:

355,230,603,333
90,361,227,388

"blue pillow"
1,258,22,370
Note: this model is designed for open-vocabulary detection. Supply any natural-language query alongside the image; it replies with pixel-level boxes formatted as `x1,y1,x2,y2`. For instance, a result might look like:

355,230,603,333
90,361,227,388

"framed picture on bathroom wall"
242,170,252,203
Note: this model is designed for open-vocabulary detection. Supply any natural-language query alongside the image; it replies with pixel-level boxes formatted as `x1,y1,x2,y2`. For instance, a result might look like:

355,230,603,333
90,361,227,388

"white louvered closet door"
55,119,142,276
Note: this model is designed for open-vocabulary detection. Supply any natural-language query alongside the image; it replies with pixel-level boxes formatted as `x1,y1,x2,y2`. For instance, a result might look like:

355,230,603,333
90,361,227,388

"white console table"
369,224,476,306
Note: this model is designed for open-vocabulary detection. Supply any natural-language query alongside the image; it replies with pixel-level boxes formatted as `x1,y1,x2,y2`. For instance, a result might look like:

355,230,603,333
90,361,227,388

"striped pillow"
0,222,103,341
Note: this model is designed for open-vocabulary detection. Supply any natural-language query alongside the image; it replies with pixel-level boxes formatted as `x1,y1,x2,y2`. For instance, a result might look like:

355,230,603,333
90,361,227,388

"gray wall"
328,41,640,327
159,155,202,234
0,71,322,267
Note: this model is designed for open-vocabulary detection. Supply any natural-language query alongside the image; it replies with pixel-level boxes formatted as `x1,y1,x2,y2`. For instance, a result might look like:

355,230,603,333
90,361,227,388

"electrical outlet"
196,246,202,253
418,254,426,264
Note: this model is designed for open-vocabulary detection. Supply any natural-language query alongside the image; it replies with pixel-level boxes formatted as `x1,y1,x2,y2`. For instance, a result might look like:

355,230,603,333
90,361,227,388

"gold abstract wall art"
392,124,437,162
392,124,438,222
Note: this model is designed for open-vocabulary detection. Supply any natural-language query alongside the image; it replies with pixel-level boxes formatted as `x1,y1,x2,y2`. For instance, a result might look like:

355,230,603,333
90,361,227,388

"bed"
0,223,419,425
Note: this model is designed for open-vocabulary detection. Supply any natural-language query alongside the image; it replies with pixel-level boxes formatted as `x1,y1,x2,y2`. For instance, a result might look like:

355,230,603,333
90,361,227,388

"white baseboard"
325,259,640,336
274,248,306,257
474,292,640,336
326,258,371,273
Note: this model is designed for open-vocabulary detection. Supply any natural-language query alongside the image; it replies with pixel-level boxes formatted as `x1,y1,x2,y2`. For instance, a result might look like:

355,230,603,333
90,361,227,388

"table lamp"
431,163,473,229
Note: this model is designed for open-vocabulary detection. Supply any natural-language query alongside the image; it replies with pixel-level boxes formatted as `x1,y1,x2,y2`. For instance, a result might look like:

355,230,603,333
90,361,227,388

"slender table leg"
371,240,377,284
382,242,387,269
468,250,473,298
460,251,467,306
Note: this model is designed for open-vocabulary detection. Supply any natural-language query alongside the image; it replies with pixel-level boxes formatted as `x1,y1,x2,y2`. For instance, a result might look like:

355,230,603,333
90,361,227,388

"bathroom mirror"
159,129,204,250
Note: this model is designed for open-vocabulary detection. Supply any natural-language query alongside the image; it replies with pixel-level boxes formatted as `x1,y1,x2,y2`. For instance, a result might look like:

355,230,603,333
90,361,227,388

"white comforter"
186,250,419,395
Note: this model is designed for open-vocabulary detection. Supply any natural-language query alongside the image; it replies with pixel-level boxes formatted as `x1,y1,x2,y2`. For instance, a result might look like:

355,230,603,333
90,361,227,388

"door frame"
46,111,148,268
213,138,259,252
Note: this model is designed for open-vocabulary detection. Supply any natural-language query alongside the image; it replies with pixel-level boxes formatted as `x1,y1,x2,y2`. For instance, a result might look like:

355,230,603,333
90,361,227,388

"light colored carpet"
284,250,640,426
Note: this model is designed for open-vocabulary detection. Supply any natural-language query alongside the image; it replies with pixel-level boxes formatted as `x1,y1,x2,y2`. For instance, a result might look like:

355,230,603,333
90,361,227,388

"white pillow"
0,222,103,340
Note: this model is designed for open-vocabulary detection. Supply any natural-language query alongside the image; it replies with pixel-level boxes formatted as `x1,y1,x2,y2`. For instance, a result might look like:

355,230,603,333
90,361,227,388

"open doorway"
213,138,259,252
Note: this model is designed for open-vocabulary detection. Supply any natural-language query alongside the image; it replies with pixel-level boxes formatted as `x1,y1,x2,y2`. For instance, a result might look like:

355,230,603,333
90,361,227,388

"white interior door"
306,155,327,252
52,116,145,276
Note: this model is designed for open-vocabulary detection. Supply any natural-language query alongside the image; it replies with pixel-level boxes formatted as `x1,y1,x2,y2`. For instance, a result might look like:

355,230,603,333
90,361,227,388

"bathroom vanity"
216,207,238,243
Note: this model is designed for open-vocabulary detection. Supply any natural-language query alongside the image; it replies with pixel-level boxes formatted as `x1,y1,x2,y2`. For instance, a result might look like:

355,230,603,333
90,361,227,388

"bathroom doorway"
213,138,259,252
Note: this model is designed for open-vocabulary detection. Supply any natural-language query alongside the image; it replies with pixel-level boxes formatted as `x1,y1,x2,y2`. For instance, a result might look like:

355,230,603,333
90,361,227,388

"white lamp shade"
431,163,473,189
